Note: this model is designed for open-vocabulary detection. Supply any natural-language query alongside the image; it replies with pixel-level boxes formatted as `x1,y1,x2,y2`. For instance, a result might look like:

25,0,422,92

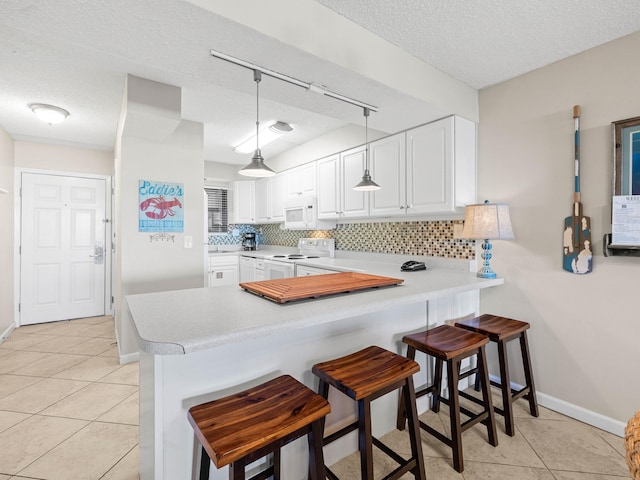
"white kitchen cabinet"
255,259,265,281
270,174,286,222
405,116,476,215
316,154,340,219
369,116,476,217
239,255,256,282
208,255,239,287
369,132,406,217
232,181,256,224
255,175,286,223
316,148,368,220
285,162,316,198
295,265,330,277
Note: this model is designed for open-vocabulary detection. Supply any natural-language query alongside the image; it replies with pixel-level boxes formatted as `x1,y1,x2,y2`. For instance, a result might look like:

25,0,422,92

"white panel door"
20,173,107,325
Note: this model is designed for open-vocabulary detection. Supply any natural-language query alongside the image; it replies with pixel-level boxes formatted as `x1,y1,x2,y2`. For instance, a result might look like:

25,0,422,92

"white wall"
478,31,640,428
14,141,113,175
0,127,15,337
115,76,205,358
268,124,386,173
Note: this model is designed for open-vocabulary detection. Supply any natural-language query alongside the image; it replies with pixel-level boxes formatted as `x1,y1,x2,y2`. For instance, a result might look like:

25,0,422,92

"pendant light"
239,70,276,177
353,107,381,191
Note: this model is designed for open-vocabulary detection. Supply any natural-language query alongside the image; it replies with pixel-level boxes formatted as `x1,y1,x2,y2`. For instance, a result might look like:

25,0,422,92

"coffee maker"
241,232,257,251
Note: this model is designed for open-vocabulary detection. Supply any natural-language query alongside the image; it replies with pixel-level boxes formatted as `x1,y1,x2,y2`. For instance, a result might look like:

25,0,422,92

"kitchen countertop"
126,258,503,355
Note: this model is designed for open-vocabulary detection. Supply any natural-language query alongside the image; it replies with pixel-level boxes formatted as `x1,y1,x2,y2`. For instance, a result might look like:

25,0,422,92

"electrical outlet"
184,236,193,248
453,223,464,239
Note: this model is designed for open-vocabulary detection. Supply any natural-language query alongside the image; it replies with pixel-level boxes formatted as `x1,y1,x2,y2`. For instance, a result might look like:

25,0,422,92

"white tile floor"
0,316,138,480
0,316,630,479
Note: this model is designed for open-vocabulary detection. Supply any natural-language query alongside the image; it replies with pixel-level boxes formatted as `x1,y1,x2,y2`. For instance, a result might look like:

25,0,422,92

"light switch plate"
184,236,193,248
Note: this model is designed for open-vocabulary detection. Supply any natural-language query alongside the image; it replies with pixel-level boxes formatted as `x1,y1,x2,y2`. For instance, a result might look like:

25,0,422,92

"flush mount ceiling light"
234,121,293,154
29,103,69,125
353,107,381,191
238,70,276,178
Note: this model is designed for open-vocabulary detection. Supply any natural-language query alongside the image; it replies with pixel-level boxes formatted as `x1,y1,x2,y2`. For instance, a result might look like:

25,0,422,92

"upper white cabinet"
232,181,255,224
370,116,476,217
234,115,475,225
369,132,406,217
270,174,286,221
317,148,369,219
285,163,316,198
255,175,286,223
316,154,340,219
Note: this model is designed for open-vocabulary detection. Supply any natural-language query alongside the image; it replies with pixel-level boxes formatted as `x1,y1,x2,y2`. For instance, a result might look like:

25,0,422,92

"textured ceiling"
0,0,638,165
316,0,640,89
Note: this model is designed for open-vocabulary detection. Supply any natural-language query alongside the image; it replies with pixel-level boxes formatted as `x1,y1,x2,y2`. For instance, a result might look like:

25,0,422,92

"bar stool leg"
478,346,499,447
497,339,515,436
520,331,539,417
358,398,374,480
199,446,210,480
272,449,281,480
308,420,326,480
446,359,463,472
431,357,444,413
404,376,427,480
231,459,246,480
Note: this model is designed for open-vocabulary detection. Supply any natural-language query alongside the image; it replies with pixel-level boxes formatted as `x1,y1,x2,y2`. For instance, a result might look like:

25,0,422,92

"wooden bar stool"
397,325,498,473
455,314,539,436
188,375,330,480
312,345,426,480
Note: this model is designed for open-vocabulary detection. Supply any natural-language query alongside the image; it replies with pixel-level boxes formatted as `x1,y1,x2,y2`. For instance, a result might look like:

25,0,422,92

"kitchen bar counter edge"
126,267,503,356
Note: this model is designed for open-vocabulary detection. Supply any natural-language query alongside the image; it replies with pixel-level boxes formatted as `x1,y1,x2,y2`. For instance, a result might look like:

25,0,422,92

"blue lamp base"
477,239,497,279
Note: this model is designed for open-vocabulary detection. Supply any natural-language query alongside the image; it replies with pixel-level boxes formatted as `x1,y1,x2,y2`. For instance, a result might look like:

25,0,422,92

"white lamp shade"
461,203,514,240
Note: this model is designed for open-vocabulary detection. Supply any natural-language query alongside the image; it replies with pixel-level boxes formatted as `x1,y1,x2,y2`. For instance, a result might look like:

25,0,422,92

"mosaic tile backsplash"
209,220,475,259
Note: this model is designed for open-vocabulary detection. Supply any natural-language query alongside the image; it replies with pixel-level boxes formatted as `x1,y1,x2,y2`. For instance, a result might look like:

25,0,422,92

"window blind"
205,187,228,233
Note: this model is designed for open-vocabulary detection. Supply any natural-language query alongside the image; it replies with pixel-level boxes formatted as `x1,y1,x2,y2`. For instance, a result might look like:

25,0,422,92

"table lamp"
462,201,514,278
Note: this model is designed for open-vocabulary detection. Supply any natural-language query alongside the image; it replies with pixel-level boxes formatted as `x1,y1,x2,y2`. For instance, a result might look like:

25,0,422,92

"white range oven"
262,238,335,280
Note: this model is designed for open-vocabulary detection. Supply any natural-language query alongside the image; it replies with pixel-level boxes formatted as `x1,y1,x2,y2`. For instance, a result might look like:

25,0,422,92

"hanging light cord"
364,107,370,171
254,69,261,153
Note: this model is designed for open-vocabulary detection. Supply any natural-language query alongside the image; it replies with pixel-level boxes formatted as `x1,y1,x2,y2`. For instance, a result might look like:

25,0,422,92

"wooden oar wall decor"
562,105,592,274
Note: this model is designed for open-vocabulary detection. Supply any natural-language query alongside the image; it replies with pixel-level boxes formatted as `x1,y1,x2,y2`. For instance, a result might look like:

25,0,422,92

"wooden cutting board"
240,272,404,304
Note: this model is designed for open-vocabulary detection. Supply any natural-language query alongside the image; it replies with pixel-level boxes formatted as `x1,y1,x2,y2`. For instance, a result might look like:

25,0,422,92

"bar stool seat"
188,375,330,480
397,325,498,473
455,314,539,436
312,345,426,480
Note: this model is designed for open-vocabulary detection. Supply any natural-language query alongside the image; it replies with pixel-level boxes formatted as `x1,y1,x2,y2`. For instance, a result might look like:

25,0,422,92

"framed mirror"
613,116,640,195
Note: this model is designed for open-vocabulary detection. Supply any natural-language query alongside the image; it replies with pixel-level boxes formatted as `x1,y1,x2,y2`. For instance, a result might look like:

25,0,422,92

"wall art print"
138,179,184,232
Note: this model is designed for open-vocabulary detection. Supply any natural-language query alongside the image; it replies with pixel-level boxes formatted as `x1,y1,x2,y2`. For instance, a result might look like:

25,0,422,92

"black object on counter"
401,261,427,272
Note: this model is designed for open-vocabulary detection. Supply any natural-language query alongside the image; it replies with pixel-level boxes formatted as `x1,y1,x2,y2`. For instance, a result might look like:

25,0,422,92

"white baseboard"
119,351,140,365
0,323,16,344
536,391,626,437
114,322,140,365
488,374,625,437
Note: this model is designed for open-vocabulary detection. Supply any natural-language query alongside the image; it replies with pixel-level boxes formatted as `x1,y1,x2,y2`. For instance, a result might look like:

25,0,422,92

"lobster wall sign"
138,179,184,233
140,195,182,219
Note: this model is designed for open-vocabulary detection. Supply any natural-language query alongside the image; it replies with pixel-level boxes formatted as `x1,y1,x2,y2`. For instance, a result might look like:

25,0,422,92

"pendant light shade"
353,107,380,191
239,70,276,178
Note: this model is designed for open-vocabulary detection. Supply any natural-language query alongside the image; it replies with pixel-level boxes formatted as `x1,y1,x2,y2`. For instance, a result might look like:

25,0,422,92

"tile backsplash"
209,220,475,259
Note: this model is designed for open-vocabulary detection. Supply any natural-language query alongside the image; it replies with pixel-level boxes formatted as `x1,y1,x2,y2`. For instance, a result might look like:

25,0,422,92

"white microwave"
284,195,336,230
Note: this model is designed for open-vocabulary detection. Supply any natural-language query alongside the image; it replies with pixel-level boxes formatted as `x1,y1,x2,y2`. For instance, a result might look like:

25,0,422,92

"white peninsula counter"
127,262,502,480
